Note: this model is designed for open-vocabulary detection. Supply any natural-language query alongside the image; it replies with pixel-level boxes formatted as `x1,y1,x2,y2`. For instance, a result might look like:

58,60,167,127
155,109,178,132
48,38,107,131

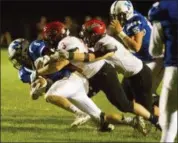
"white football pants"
45,72,101,122
146,58,164,94
159,67,178,142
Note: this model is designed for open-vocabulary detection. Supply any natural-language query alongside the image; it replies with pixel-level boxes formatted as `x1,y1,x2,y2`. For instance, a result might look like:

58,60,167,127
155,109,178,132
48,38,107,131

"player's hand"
57,50,69,59
50,50,69,62
110,20,123,34
34,55,51,69
30,76,47,100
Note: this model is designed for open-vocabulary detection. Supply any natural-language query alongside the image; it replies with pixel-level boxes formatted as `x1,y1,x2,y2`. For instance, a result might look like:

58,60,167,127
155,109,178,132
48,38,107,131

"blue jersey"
123,10,153,62
148,0,178,67
28,40,71,82
18,66,33,83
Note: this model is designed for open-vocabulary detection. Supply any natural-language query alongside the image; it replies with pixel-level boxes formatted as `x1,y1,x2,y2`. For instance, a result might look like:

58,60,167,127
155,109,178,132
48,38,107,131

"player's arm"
49,45,116,62
34,56,70,76
67,51,115,62
18,67,50,100
110,20,144,52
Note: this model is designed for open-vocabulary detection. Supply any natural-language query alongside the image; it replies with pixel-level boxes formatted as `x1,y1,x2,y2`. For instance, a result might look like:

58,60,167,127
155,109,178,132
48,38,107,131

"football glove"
34,55,51,69
30,76,47,100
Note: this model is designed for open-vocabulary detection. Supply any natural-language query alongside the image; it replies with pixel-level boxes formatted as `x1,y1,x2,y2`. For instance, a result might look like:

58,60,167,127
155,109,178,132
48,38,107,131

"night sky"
1,0,155,40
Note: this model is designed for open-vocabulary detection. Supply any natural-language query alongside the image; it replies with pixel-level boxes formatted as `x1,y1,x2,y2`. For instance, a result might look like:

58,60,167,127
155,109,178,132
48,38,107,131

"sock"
69,104,84,115
148,114,162,131
149,114,158,124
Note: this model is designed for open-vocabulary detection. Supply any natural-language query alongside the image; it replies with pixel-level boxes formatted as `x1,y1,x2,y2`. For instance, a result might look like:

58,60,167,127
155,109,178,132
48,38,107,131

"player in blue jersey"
109,0,164,102
8,38,92,127
148,1,178,142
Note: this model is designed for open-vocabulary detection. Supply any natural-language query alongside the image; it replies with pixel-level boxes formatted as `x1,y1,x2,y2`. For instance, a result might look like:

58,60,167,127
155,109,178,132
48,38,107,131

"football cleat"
131,116,151,136
71,113,91,127
99,112,115,132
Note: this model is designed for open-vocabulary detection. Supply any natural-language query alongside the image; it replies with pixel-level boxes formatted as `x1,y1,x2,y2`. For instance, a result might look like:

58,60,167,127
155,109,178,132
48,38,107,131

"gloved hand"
30,76,47,100
34,55,51,69
57,50,69,59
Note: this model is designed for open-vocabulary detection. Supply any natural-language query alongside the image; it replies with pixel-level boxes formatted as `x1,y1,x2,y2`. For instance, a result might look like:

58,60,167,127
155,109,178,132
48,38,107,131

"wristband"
118,31,127,40
84,53,89,62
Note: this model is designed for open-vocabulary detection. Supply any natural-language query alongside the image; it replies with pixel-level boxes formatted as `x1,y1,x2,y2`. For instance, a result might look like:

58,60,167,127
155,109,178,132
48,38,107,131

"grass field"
0,49,171,142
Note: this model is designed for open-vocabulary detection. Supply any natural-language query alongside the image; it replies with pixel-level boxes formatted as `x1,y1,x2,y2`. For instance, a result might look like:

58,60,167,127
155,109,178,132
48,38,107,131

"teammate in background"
148,1,178,142
109,0,164,104
46,19,161,132
8,38,91,127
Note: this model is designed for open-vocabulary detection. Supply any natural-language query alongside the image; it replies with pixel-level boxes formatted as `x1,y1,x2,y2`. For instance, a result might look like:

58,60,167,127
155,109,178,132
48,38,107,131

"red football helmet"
80,19,106,47
42,21,69,46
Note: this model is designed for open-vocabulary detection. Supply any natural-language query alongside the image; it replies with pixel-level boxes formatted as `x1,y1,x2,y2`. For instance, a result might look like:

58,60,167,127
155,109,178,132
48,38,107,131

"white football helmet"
8,38,30,69
110,0,134,25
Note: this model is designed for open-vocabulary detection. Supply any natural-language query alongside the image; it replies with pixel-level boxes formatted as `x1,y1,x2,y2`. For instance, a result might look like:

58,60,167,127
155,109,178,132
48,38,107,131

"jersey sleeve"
148,1,172,22
18,67,33,83
102,43,117,53
94,42,117,58
28,40,46,61
58,37,87,53
127,16,145,36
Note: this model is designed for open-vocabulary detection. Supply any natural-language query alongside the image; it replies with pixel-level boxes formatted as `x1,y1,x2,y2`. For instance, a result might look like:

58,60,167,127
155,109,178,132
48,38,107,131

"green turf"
0,49,173,142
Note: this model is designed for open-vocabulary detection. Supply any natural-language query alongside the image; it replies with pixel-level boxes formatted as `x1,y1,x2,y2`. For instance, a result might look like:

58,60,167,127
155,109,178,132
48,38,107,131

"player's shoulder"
96,35,117,49
29,40,46,52
130,11,145,23
98,34,115,43
61,36,81,43
59,36,81,47
148,2,161,22
58,36,87,52
30,40,45,47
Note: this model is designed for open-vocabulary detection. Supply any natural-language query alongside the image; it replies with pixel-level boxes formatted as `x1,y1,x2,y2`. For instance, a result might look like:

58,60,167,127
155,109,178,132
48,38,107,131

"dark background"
1,0,156,41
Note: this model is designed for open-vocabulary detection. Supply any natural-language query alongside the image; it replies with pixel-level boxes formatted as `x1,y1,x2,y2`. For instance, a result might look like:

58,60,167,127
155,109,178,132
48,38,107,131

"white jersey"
57,36,105,78
94,34,143,77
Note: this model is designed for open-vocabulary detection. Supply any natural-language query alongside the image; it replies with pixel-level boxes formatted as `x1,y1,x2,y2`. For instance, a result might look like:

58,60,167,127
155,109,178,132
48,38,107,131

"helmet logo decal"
12,41,22,49
124,1,132,11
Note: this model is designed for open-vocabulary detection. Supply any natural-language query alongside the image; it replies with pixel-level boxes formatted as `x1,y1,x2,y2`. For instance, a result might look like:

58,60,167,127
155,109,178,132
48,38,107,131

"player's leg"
126,64,153,112
152,95,160,116
146,58,164,96
66,72,114,131
45,75,90,126
89,63,154,134
159,67,178,142
100,63,154,120
122,64,161,131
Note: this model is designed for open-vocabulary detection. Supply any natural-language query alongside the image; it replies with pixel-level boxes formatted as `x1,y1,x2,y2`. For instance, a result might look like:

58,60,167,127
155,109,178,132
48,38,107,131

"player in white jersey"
109,0,164,104
42,21,144,131
46,20,162,132
148,1,178,142
37,22,118,131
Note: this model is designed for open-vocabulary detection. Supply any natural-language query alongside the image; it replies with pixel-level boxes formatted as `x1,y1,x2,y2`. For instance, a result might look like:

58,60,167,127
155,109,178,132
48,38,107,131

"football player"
46,20,161,132
148,1,178,142
38,21,155,135
109,0,164,103
8,38,91,128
